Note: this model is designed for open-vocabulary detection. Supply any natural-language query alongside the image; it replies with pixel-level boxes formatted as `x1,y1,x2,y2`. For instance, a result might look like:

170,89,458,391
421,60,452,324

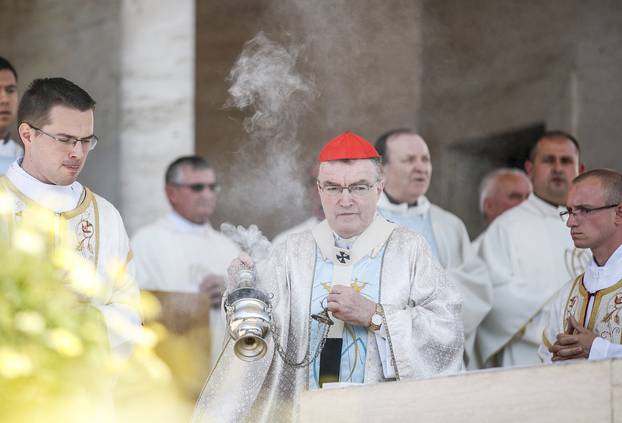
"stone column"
119,0,195,234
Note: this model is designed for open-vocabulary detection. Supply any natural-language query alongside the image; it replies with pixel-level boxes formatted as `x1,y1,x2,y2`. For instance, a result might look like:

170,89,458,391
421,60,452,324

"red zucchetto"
318,131,381,162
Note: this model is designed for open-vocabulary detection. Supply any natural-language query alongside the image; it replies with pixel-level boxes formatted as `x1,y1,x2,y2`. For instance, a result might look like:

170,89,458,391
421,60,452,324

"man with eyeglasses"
1,77,140,357
477,130,590,368
194,131,463,423
131,155,240,368
374,128,492,369
0,56,24,172
540,169,622,362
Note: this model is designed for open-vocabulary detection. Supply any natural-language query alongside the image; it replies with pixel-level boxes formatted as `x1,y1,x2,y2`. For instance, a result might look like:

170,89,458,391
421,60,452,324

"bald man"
477,131,589,367
473,168,532,250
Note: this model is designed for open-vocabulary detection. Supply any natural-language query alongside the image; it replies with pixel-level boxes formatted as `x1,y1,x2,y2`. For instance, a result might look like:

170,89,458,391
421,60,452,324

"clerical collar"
378,191,430,216
384,190,418,208
167,210,213,234
584,243,622,293
333,232,358,249
5,160,84,212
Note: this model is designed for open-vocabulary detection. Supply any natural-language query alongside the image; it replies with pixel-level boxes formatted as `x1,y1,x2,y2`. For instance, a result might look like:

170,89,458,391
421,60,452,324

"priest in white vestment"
132,156,241,366
193,132,463,423
3,77,140,357
373,128,491,368
478,131,589,367
472,168,532,251
540,169,622,362
0,57,24,173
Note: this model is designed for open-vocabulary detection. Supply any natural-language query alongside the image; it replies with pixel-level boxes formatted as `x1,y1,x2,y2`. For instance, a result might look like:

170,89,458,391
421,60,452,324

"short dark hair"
529,130,580,161
374,128,417,163
17,78,96,127
0,56,18,81
165,155,211,184
573,169,622,205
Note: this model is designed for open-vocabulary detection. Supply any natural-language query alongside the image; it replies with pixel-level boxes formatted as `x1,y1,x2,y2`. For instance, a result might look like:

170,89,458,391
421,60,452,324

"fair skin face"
232,159,383,326
317,159,383,239
565,177,622,266
165,166,218,225
18,105,93,185
483,173,532,225
524,137,584,206
0,69,18,139
317,159,383,326
382,133,431,204
549,177,622,360
166,166,223,306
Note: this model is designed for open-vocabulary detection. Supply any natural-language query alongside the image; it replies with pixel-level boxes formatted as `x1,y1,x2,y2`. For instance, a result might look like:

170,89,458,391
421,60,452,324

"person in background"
375,128,491,369
0,56,24,172
541,169,622,362
472,167,532,250
131,155,240,367
477,130,588,367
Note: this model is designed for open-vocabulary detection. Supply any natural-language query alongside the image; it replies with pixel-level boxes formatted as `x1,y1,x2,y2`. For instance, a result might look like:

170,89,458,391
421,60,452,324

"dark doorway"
446,123,545,238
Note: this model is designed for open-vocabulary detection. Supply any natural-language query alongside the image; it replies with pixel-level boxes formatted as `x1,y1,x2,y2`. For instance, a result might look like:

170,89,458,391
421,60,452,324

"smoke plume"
223,32,318,231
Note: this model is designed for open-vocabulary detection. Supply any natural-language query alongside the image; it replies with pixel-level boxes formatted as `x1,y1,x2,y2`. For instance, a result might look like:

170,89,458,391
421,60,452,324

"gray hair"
479,168,531,213
320,158,383,181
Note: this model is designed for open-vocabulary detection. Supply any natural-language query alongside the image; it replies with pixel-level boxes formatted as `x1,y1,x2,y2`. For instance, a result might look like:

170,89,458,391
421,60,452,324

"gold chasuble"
0,174,140,356
0,176,101,264
542,275,622,350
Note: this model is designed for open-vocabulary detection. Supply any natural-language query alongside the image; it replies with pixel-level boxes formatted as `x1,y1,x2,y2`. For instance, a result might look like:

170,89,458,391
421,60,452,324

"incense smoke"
222,32,318,234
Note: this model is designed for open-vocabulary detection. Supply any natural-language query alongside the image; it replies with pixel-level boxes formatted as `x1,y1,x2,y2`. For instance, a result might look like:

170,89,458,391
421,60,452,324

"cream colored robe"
540,244,622,362
378,193,492,368
477,194,589,367
131,213,241,365
193,223,463,423
0,170,140,357
272,216,320,246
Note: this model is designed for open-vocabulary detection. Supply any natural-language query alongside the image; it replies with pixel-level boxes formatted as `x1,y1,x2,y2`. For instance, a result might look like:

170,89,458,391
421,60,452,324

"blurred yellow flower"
12,228,46,256
0,348,33,378
14,310,46,335
140,291,162,322
46,328,84,357
0,193,12,215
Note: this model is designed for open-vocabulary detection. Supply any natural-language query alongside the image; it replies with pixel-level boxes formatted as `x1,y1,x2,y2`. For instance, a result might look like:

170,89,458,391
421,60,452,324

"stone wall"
196,0,424,238
2,1,621,237
0,0,196,234
0,0,122,205
419,0,622,236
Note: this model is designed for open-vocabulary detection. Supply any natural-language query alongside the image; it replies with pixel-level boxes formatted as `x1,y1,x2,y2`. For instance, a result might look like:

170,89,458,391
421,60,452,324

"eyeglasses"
170,182,221,193
317,181,378,197
559,204,619,222
27,124,98,151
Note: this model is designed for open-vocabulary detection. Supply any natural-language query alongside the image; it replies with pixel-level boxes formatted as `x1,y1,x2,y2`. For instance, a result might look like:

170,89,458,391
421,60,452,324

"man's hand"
199,274,226,308
549,315,596,361
327,285,376,327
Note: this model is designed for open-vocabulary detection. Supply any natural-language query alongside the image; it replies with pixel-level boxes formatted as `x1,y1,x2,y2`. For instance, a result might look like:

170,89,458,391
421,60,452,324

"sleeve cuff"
589,337,610,360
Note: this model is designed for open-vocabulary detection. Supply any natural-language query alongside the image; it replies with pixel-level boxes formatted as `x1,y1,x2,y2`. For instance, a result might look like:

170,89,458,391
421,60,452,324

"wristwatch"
368,303,384,332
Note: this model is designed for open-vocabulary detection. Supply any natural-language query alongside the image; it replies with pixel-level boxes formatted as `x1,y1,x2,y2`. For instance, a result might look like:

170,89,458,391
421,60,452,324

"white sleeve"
589,337,622,360
374,325,396,379
94,255,142,359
